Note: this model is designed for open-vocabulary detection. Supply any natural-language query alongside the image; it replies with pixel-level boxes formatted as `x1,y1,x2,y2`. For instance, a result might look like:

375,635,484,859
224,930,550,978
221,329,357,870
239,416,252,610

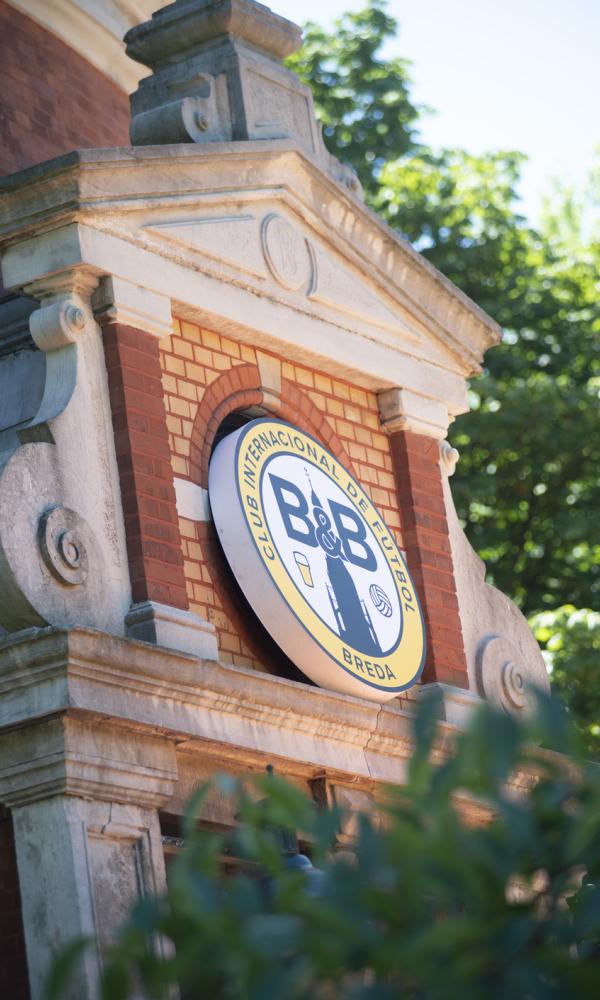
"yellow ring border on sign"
234,420,426,693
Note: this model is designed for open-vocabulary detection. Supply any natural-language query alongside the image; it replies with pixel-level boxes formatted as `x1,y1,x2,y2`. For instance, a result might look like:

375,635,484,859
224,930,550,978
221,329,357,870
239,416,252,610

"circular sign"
209,419,426,702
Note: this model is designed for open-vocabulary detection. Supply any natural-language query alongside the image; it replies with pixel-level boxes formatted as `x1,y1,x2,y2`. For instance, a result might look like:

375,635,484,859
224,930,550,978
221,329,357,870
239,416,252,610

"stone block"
125,600,218,660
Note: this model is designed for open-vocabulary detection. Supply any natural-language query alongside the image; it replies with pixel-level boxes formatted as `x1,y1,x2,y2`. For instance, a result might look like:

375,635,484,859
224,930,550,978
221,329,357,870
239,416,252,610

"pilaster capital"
93,274,173,339
0,716,178,809
24,269,99,351
377,387,450,441
125,600,218,660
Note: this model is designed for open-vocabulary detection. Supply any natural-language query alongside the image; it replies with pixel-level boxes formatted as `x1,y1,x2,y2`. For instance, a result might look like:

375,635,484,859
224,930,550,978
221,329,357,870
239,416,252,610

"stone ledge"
0,713,178,808
0,626,427,785
0,628,561,805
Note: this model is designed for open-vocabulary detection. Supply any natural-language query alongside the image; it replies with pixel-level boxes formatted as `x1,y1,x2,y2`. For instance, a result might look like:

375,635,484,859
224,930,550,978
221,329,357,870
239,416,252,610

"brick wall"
0,1,130,179
0,806,30,999
159,318,412,693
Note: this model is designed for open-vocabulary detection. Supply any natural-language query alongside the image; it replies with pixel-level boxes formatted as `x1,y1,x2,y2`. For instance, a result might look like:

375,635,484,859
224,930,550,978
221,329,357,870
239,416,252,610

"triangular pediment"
0,144,501,407
144,206,422,347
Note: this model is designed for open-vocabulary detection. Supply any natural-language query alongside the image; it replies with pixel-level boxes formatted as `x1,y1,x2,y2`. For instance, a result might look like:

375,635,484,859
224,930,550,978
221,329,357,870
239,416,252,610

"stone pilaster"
0,716,177,1000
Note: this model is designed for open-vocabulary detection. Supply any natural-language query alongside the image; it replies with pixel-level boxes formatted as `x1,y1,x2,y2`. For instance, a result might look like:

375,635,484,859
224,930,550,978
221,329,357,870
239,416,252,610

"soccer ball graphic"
369,583,393,618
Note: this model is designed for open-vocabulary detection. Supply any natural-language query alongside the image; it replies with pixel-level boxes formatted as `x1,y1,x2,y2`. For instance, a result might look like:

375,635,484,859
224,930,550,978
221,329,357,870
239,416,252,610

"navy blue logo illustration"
269,469,385,656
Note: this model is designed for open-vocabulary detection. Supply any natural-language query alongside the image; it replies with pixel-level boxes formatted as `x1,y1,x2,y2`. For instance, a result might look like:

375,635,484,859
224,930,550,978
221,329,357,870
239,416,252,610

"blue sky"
272,0,600,224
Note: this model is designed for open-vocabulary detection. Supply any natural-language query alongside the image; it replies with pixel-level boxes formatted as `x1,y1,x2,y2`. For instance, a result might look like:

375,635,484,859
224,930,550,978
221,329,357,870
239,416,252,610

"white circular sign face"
209,419,426,702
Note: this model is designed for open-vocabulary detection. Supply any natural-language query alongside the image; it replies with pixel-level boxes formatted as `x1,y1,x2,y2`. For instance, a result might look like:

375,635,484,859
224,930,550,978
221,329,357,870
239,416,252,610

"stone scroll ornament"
0,443,104,632
209,419,426,701
476,634,550,715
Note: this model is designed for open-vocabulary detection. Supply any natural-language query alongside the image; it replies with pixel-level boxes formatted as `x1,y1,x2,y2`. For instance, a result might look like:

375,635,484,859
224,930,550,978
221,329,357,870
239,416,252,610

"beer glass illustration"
293,550,314,588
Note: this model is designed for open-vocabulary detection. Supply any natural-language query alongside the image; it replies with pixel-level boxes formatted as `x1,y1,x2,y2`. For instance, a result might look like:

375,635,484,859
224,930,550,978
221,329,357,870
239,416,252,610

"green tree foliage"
531,606,600,757
286,0,420,191
290,1,600,616
289,1,599,742
47,696,600,999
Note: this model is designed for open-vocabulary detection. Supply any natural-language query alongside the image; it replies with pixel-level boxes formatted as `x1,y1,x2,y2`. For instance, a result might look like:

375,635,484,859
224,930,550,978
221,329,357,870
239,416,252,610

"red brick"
425,621,465,652
423,605,463,630
403,527,451,554
390,429,468,688
102,323,189,609
0,2,129,181
414,548,455,574
396,488,447,517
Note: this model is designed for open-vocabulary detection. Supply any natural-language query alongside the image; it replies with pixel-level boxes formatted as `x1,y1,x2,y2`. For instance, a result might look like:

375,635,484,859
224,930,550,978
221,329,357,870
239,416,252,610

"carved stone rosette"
476,634,549,715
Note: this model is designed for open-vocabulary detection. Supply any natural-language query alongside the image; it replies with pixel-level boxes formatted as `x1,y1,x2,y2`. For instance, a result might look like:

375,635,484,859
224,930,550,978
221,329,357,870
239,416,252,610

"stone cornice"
0,715,178,808
0,628,561,796
0,144,502,381
0,626,426,785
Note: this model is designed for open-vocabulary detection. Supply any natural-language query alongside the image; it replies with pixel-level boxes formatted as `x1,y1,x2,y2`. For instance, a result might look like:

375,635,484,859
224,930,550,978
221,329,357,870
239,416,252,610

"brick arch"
189,365,355,488
189,364,262,488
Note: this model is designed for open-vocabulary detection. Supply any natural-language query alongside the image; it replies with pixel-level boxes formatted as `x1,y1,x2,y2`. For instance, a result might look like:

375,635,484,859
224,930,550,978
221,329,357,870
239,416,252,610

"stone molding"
124,0,363,196
0,627,434,786
417,682,482,728
0,146,501,407
0,627,560,796
127,0,302,68
0,714,177,809
11,794,169,1000
378,386,451,440
24,269,98,351
93,273,173,339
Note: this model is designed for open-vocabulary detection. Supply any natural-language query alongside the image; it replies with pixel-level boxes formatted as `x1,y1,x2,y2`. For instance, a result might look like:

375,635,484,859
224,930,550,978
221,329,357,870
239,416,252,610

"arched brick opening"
188,363,358,679
189,364,355,489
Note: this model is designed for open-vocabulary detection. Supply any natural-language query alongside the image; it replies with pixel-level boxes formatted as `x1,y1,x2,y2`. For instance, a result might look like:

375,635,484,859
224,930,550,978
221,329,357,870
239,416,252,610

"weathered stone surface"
0,626,412,783
0,146,500,411
93,273,173,339
378,386,451,440
0,715,178,808
443,468,550,709
12,796,169,1000
125,600,219,659
418,682,482,727
124,0,364,194
0,709,176,1000
0,270,131,637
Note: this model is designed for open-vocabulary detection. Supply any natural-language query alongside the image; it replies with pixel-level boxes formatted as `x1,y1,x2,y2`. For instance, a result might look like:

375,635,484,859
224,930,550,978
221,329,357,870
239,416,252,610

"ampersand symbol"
314,506,342,557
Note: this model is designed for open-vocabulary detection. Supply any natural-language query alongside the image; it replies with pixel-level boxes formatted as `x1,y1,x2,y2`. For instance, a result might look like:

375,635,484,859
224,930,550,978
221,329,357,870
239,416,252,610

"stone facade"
0,2,550,996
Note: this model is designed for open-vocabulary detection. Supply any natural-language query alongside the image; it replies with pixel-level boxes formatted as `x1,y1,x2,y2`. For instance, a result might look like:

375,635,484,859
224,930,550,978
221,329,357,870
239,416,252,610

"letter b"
329,500,376,570
269,474,317,546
